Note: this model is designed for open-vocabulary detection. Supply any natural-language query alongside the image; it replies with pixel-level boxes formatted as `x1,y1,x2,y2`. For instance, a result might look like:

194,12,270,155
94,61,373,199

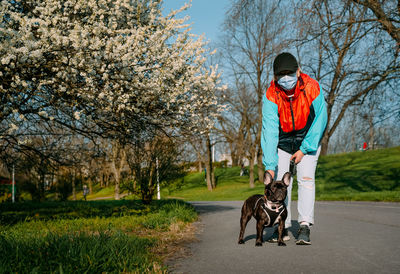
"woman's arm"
299,90,328,154
261,94,280,173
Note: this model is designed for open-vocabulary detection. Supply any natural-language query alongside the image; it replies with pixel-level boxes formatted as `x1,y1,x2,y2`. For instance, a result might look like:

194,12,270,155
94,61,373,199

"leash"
290,159,297,175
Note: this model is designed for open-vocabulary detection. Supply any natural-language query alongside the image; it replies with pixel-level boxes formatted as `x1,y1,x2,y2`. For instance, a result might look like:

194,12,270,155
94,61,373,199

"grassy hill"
162,146,400,202
9,147,399,202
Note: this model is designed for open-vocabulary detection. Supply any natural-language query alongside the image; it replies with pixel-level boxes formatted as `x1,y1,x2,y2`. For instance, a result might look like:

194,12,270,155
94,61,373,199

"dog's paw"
278,241,286,246
255,242,263,247
238,239,244,244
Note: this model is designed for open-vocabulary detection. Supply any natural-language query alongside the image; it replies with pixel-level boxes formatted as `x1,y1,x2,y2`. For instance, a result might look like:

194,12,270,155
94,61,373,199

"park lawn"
0,199,197,273
162,166,265,201
163,147,400,202
312,146,400,201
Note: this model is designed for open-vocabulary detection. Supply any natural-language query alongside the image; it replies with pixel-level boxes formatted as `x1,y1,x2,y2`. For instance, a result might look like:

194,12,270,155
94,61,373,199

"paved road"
171,201,400,274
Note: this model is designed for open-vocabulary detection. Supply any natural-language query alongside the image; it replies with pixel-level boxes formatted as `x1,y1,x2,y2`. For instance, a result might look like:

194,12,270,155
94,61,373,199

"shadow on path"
242,221,301,243
190,202,237,214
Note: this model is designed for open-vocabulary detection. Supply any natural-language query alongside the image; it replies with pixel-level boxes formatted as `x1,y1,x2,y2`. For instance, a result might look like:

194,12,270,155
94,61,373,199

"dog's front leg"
255,220,264,246
277,218,286,246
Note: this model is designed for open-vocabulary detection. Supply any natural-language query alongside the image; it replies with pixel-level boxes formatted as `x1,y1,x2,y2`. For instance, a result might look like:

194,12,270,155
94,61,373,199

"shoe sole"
268,236,290,243
296,239,311,245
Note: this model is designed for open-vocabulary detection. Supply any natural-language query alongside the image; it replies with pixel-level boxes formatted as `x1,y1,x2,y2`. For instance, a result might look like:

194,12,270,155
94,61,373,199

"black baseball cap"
273,52,298,75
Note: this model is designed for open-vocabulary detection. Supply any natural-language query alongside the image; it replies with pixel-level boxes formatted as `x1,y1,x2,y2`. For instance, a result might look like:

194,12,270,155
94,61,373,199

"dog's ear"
264,171,273,185
282,172,291,186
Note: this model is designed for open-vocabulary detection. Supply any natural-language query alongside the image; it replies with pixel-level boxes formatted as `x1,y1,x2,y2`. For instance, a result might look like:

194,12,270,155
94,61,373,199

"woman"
261,52,328,245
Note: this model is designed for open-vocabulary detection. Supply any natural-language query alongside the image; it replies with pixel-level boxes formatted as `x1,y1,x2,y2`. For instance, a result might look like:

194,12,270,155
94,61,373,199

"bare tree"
220,0,286,185
216,81,252,168
350,0,400,45
125,133,185,203
217,80,259,187
295,0,399,155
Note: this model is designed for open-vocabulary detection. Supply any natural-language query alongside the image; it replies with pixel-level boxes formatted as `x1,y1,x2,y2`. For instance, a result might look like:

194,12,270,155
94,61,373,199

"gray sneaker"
268,228,290,242
296,225,311,245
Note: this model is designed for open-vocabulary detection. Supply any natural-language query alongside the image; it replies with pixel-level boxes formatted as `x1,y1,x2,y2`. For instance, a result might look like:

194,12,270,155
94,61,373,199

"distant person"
363,142,368,151
83,184,89,201
261,52,328,245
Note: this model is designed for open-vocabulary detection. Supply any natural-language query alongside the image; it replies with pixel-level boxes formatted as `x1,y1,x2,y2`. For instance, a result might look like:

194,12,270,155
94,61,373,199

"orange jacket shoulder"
265,81,278,104
301,74,320,102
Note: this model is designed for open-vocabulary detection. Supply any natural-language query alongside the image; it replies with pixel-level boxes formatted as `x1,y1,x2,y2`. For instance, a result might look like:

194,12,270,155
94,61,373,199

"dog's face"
264,172,291,202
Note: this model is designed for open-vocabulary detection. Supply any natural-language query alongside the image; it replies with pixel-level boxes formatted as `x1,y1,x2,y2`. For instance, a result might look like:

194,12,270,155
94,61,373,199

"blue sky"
162,0,231,44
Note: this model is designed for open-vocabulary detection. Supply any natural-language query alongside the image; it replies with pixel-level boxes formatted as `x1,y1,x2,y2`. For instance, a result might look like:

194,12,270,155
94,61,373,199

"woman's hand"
266,170,275,179
290,150,304,164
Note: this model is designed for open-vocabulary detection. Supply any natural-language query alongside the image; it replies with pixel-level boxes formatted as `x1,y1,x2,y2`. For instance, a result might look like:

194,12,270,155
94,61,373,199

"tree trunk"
211,165,216,189
320,132,329,156
38,172,45,201
110,140,127,200
231,154,238,167
143,167,155,204
72,171,76,201
229,142,238,166
248,152,255,188
205,134,214,191
196,149,203,172
88,179,93,194
114,172,120,200
256,145,264,183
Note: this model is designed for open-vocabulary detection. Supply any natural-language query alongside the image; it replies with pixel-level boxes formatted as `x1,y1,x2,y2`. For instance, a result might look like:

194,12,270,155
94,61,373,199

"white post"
156,157,160,200
12,164,15,203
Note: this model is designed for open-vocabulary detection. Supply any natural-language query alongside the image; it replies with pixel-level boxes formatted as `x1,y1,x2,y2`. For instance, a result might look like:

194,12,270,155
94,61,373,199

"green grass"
0,199,197,273
162,165,266,201
312,146,400,201
1,232,154,273
70,185,128,201
163,147,400,202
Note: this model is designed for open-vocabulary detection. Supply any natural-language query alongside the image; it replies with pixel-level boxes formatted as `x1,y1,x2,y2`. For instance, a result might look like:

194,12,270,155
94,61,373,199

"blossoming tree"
0,0,224,199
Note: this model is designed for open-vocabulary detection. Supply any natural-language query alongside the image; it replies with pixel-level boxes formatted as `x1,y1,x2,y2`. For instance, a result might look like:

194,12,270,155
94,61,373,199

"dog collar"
264,195,283,212
266,201,284,213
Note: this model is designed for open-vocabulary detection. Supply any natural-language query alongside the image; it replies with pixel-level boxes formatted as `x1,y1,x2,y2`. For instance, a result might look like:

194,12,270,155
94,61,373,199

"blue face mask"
277,73,297,91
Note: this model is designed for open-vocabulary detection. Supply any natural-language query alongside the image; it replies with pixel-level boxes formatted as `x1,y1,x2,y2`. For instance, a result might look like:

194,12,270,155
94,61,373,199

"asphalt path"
170,201,400,274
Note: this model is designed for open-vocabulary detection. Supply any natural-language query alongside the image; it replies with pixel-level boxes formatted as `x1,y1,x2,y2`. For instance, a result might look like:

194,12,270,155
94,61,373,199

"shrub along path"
170,200,400,274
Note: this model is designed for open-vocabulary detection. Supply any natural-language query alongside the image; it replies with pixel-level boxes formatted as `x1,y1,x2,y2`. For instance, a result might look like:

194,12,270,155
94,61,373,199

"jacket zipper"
289,97,295,131
289,97,296,152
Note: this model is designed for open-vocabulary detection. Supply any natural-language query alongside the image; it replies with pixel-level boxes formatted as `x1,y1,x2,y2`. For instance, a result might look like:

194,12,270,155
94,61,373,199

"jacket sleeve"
299,91,328,154
261,94,279,170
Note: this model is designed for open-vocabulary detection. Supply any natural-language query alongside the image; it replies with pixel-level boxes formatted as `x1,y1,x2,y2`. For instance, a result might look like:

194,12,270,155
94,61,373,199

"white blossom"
74,111,81,120
1,0,225,139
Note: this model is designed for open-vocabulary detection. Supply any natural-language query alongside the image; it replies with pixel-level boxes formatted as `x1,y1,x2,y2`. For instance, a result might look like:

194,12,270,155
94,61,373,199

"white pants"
275,146,321,228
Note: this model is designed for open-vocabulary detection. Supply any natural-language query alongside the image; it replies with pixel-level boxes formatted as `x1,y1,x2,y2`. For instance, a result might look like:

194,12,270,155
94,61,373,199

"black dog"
238,172,291,246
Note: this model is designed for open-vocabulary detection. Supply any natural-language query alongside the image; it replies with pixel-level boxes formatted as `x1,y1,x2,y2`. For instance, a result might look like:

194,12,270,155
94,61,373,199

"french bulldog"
238,172,291,246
